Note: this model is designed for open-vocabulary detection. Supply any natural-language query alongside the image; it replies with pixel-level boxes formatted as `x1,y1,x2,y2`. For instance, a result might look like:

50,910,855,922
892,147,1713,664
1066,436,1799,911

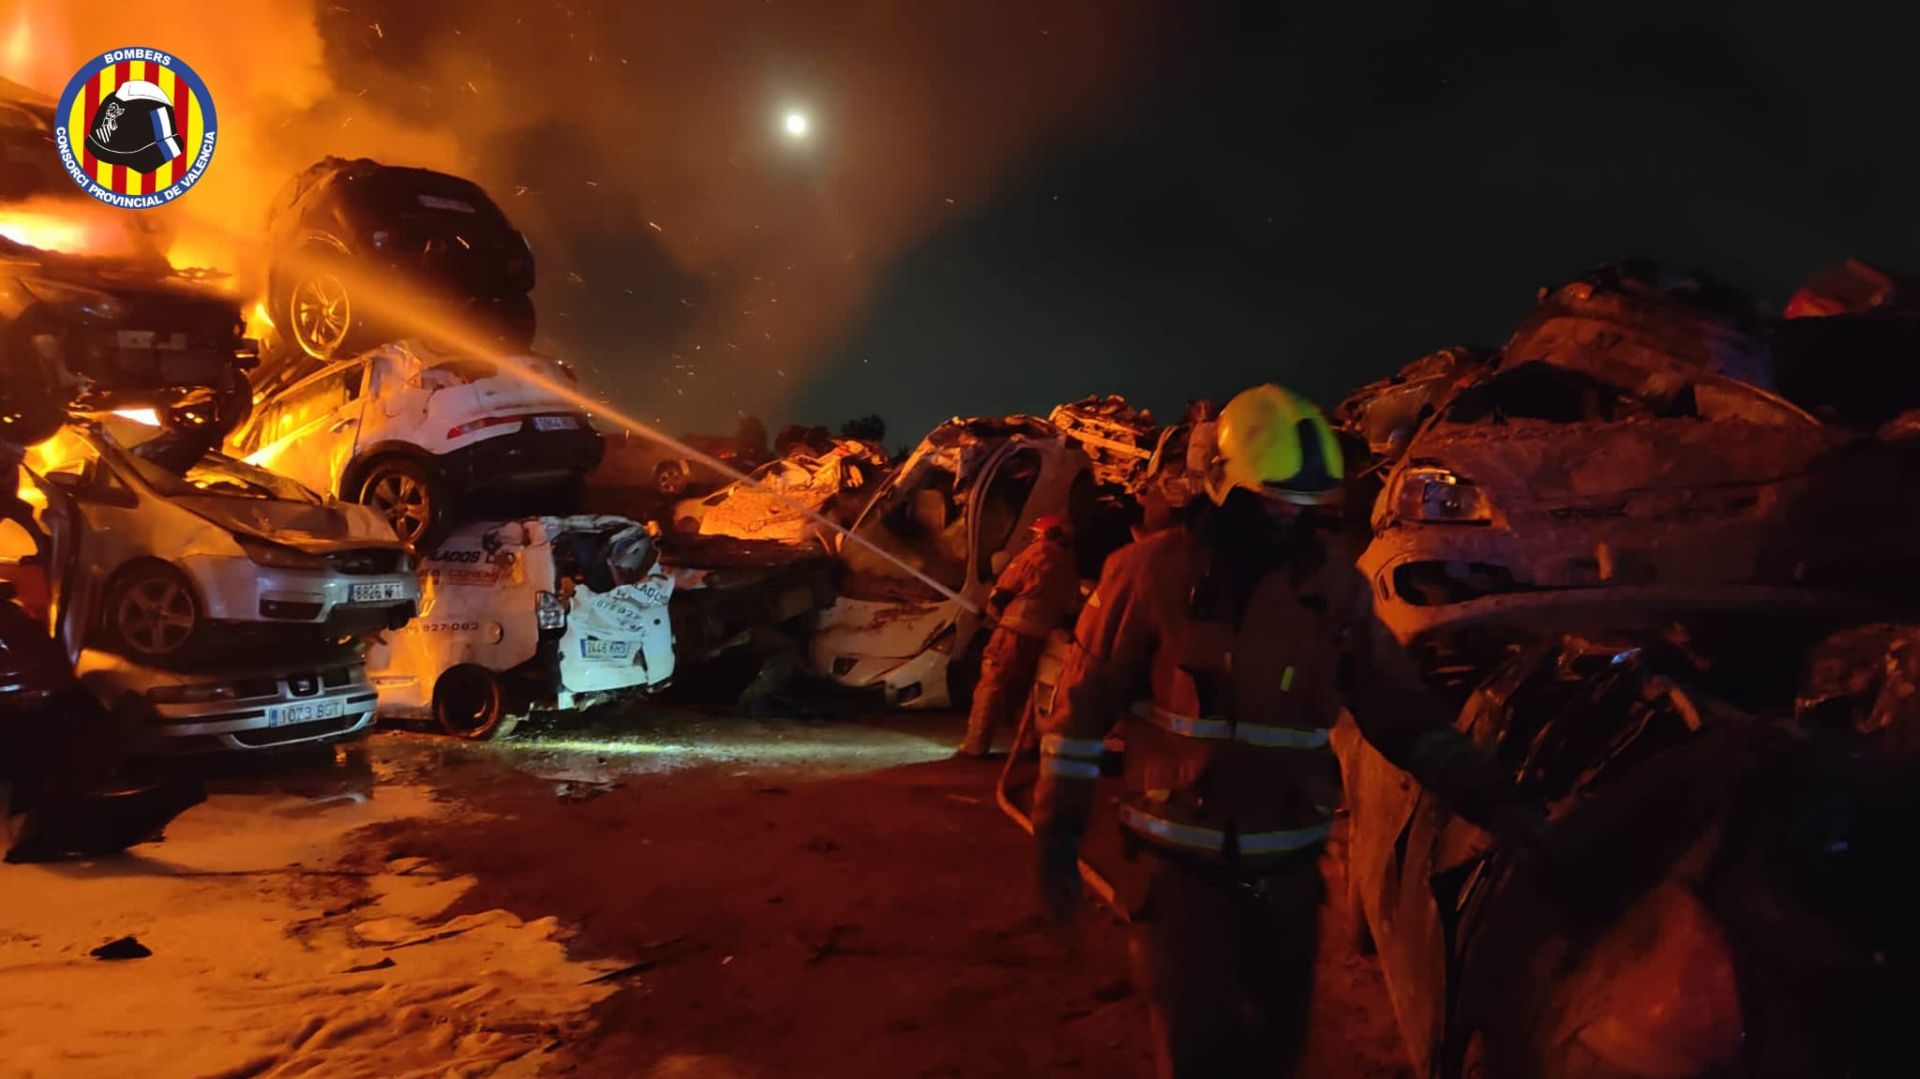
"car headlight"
536,590,567,633
21,277,129,322
149,681,238,704
1394,466,1492,523
236,535,330,571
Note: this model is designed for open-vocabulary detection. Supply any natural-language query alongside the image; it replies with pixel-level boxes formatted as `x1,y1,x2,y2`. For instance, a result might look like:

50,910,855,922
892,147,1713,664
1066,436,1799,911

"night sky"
311,0,1920,445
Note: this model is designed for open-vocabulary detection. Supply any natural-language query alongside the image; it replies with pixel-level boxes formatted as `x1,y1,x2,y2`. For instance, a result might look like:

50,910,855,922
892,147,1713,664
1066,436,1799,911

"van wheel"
434,665,507,740
104,563,202,659
358,458,448,550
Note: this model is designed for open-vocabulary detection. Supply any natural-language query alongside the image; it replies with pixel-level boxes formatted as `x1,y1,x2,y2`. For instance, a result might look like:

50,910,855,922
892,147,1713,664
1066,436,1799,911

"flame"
0,208,90,253
165,236,224,274
247,300,276,338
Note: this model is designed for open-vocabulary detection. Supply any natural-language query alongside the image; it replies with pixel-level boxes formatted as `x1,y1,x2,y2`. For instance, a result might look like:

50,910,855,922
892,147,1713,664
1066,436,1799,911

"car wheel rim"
657,465,686,494
368,472,430,544
117,577,194,655
290,273,351,359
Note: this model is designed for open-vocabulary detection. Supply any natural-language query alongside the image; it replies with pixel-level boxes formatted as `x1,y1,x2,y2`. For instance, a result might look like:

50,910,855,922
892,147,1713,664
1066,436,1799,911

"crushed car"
73,644,379,754
20,420,416,661
229,339,602,549
366,515,675,739
809,416,1091,709
1355,284,1874,650
654,531,836,709
3,85,255,438
1335,346,1497,466
261,156,536,369
1336,627,1919,1079
671,437,890,544
1046,395,1169,491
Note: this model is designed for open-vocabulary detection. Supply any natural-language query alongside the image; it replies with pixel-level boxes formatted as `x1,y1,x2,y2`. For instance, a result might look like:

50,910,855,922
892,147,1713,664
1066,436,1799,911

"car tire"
357,458,449,551
433,664,508,740
655,461,690,495
280,249,366,362
103,563,203,660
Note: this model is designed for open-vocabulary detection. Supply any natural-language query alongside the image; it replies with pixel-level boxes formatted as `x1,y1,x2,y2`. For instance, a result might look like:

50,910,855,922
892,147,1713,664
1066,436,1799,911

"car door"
249,365,367,495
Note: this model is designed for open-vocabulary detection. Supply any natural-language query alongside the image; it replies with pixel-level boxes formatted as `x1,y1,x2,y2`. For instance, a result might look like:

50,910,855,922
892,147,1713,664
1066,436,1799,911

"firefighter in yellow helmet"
1032,384,1544,1078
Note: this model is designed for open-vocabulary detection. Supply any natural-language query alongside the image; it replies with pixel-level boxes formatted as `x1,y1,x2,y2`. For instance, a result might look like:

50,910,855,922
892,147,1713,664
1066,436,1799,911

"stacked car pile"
235,159,682,738
1331,262,1920,1078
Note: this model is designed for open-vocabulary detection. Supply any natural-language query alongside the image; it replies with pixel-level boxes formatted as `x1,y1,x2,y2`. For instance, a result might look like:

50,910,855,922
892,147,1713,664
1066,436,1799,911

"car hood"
173,495,404,553
813,596,956,660
1403,418,1848,506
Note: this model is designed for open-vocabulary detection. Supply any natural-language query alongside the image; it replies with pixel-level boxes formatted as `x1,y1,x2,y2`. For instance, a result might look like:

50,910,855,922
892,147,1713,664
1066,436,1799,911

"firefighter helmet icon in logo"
53,47,217,209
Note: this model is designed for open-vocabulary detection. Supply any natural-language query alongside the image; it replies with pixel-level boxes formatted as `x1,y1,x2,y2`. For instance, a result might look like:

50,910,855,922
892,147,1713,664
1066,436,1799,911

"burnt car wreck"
1332,261,1920,1078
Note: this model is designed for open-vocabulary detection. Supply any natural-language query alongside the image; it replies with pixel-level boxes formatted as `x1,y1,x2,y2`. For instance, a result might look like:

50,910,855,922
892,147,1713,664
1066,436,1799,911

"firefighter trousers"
1129,848,1326,1079
960,628,1045,755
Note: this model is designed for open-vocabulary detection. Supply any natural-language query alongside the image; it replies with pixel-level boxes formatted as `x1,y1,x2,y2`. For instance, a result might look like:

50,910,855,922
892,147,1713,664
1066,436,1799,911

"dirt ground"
1,705,1411,1078
369,706,1412,1079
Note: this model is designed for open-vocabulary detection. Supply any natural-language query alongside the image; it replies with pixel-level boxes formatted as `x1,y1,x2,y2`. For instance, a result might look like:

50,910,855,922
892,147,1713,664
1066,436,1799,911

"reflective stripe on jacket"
1034,527,1348,867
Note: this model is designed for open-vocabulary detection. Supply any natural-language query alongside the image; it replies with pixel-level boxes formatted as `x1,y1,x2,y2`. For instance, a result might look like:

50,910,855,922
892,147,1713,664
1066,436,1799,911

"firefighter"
1032,384,1544,1078
958,513,1080,758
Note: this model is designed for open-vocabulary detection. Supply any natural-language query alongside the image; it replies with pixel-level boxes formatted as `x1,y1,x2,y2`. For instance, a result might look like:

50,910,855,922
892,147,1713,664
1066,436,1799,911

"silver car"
24,421,418,660
76,647,378,753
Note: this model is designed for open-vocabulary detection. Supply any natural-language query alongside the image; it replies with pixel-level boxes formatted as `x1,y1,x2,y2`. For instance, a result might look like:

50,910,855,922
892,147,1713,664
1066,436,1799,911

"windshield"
117,434,324,504
840,459,968,603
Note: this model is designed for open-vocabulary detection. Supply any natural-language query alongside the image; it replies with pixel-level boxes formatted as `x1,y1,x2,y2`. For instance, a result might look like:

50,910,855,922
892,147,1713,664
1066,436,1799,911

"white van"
366,515,675,738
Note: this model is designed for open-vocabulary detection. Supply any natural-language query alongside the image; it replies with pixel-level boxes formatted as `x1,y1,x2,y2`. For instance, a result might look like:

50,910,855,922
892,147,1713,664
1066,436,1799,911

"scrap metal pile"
5,63,1920,1070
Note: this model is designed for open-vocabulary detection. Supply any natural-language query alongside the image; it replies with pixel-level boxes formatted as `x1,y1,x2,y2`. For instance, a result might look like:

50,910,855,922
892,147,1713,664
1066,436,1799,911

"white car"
672,439,889,544
228,339,603,548
22,422,417,661
366,515,675,738
809,417,1091,709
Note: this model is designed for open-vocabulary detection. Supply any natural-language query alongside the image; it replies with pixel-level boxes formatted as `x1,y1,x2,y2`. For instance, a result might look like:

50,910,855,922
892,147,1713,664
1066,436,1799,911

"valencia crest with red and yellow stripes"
53,47,217,209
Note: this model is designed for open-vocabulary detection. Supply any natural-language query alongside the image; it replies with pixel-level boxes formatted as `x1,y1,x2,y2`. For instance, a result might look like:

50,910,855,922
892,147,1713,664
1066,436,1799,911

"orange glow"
165,236,225,274
246,300,276,339
0,207,92,254
21,426,91,480
3,10,31,79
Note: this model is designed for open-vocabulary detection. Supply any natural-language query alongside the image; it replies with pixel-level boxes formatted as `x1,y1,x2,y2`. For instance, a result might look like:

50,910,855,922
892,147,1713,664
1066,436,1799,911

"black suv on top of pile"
263,157,537,374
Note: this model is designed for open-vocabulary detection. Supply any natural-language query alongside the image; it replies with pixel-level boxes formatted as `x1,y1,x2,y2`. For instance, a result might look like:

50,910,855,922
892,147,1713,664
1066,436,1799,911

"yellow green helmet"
1204,384,1345,506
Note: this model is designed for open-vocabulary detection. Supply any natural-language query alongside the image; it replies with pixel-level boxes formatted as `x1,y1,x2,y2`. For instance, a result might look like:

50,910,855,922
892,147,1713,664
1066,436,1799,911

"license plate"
267,697,345,728
351,582,405,602
580,638,633,660
532,415,580,432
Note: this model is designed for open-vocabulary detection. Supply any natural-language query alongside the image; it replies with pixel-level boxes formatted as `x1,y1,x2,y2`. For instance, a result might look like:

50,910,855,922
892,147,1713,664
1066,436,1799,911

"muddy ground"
3,705,1411,1078
368,706,1411,1078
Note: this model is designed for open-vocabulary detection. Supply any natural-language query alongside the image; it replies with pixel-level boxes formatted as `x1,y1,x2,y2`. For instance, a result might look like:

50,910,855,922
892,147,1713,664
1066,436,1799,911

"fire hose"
992,693,1128,922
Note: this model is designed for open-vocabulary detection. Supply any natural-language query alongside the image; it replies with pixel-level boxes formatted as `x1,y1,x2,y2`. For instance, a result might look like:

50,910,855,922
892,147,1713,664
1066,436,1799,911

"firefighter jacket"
991,539,1081,640
1033,523,1486,870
